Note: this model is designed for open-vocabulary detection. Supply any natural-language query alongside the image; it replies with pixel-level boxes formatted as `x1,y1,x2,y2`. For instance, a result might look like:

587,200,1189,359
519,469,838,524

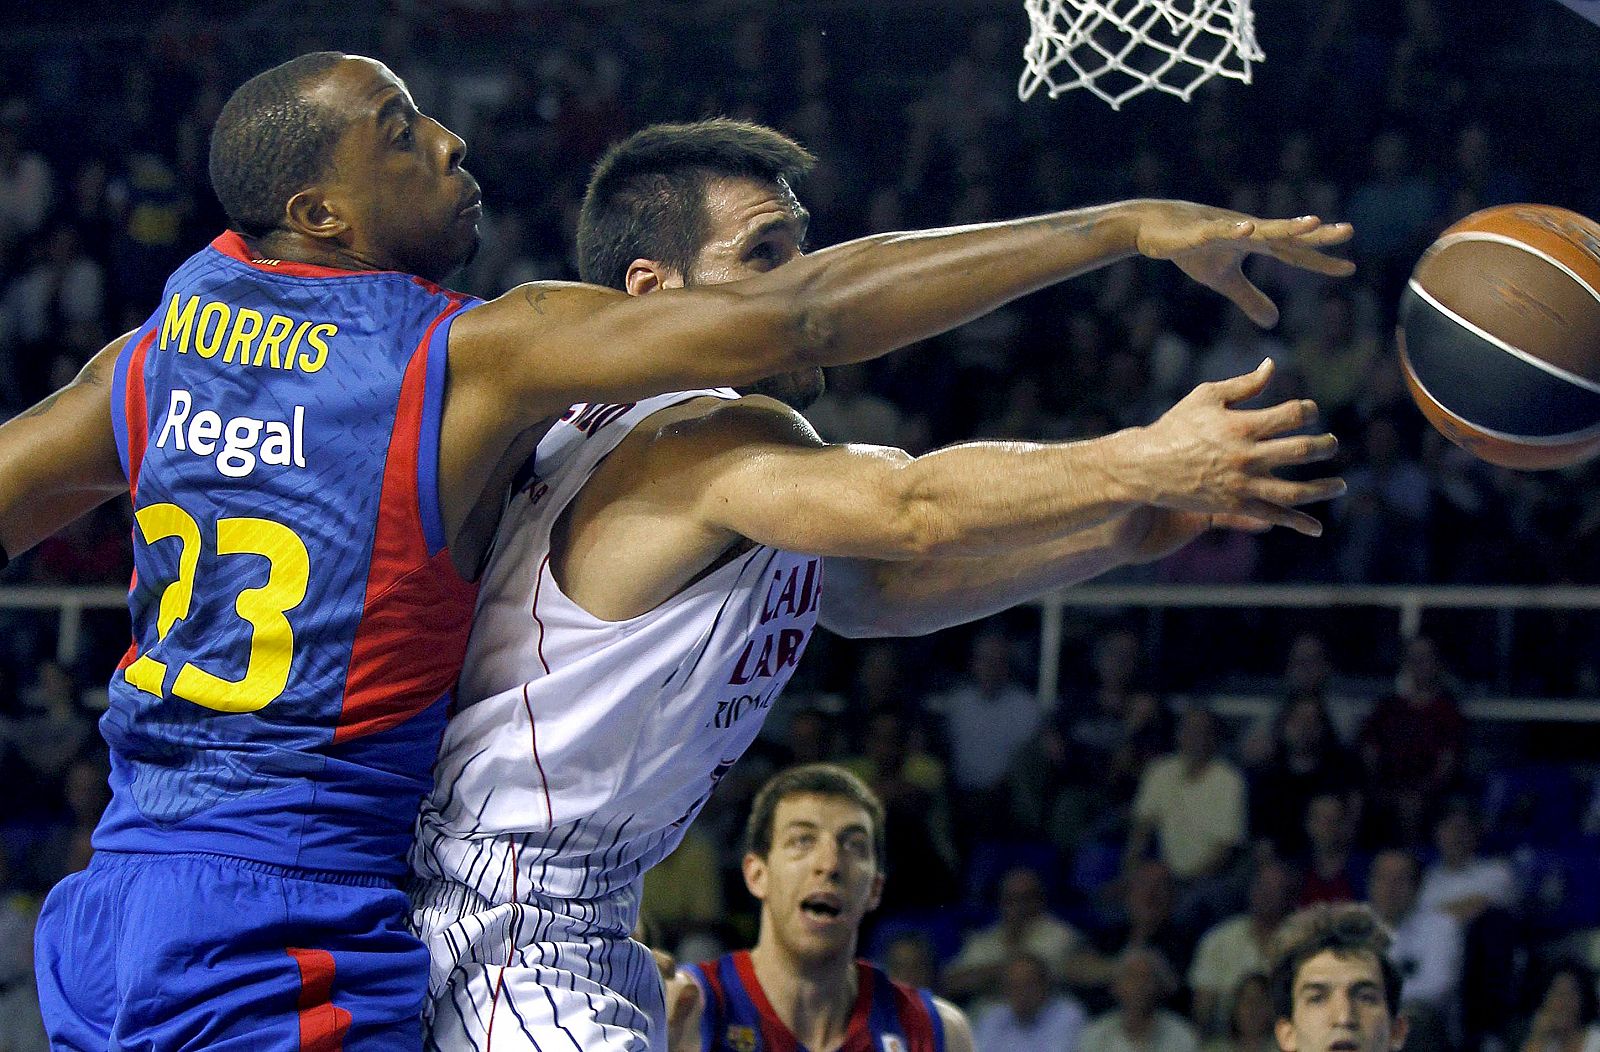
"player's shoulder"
648,393,822,457
930,994,975,1052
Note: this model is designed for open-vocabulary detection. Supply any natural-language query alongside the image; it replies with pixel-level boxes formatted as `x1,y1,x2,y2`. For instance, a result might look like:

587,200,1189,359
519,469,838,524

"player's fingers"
1210,512,1274,534
1266,241,1358,276
1250,475,1349,508
1247,432,1341,468
1206,357,1275,402
1236,497,1326,537
1237,397,1319,436
1292,221,1354,246
1211,269,1280,327
1240,215,1323,240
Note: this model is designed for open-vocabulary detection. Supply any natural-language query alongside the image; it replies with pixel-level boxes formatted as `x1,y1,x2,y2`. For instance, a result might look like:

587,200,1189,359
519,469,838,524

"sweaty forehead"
701,174,808,240
303,56,411,123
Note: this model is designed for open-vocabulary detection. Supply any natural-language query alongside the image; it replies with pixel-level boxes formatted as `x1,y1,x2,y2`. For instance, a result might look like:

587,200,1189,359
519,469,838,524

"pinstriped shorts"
409,876,666,1051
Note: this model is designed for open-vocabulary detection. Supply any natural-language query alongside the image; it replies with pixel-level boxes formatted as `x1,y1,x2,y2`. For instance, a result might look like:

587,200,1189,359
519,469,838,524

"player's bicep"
454,281,811,418
692,433,926,559
0,334,129,554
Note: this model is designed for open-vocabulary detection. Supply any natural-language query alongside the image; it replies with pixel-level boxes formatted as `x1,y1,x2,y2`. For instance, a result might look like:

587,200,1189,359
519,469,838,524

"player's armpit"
0,334,130,557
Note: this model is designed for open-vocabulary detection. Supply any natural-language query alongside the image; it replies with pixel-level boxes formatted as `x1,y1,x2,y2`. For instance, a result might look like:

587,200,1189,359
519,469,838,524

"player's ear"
284,186,349,241
866,870,885,913
742,852,768,900
625,258,682,296
1275,1018,1298,1052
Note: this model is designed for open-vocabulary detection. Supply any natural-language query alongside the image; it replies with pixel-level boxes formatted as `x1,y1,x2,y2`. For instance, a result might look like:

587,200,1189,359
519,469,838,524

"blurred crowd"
1,0,1599,1048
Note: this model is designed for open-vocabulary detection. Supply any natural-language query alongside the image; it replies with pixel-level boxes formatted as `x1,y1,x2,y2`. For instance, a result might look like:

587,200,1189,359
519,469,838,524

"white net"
1018,0,1263,109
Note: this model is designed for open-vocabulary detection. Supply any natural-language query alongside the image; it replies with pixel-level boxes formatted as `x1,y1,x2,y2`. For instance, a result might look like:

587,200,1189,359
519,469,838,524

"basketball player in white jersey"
408,119,1353,1050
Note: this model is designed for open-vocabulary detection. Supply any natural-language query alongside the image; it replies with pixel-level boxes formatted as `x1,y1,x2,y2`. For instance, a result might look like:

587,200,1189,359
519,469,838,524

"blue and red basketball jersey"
685,950,946,1052
96,231,481,876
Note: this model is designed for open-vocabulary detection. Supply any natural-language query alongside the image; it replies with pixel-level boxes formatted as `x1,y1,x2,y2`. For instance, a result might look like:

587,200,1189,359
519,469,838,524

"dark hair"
209,51,350,238
743,762,886,870
1269,903,1403,1019
576,117,815,290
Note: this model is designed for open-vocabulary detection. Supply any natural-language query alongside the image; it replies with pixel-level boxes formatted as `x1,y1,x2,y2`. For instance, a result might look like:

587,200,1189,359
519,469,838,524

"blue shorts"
34,850,427,1050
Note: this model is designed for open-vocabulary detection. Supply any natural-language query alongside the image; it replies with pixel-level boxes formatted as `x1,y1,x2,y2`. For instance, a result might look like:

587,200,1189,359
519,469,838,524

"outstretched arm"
452,201,1352,417
818,505,1270,637
0,334,130,559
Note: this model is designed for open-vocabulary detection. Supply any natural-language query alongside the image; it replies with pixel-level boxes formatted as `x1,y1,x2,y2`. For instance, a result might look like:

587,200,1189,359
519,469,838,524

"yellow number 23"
124,503,311,713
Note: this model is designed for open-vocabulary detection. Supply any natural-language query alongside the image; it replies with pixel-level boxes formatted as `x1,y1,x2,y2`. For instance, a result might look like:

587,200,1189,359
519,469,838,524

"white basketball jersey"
411,389,823,926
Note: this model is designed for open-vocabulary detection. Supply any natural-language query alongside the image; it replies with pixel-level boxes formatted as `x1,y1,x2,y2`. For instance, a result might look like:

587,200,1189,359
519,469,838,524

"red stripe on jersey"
334,315,477,743
843,961,877,1051
123,329,155,495
732,951,801,1052
520,682,554,826
889,975,941,1052
286,947,352,1052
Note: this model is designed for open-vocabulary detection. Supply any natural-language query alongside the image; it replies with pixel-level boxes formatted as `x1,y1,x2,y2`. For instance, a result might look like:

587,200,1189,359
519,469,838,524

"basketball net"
1018,0,1263,109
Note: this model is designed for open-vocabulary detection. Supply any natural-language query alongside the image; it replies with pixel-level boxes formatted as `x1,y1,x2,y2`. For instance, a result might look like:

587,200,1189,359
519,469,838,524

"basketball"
1398,203,1600,470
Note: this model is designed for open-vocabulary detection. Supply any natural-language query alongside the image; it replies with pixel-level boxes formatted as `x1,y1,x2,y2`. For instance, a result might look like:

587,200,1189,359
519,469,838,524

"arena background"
1,1,1598,1047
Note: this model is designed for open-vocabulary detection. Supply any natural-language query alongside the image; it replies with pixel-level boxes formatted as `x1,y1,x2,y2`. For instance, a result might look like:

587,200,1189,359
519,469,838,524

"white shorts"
412,878,667,1051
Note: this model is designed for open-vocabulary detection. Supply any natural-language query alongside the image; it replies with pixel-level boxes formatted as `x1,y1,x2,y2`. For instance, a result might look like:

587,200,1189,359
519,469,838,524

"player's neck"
749,940,858,1050
244,231,396,275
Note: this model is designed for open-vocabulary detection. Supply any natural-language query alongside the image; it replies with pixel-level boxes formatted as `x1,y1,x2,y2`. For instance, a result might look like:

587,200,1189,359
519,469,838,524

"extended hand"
1128,359,1346,536
663,964,706,1052
1135,202,1355,327
1115,506,1271,566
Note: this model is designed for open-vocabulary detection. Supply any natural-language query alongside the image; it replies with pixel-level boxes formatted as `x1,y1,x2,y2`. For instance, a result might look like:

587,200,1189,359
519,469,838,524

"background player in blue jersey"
672,764,973,1052
0,50,1356,1048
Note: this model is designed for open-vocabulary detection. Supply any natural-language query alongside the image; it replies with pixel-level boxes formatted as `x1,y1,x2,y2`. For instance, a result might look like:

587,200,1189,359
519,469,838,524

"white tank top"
410,390,822,926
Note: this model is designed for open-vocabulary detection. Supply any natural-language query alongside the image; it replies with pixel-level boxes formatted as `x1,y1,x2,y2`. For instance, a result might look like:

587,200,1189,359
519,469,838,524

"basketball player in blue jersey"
0,51,1354,1046
671,764,972,1052
409,119,1354,1049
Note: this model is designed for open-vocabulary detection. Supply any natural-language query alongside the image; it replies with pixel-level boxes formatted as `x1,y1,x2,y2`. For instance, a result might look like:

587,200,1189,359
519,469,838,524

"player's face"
682,175,824,410
309,57,481,282
1276,950,1407,1052
745,793,883,965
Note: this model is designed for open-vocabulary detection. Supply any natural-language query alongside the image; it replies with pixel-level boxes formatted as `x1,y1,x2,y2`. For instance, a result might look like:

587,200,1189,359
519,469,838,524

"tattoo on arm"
12,354,110,422
522,286,551,315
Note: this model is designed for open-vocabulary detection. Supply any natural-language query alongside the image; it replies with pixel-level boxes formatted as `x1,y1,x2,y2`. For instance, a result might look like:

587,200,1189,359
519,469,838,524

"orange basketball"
1397,203,1600,470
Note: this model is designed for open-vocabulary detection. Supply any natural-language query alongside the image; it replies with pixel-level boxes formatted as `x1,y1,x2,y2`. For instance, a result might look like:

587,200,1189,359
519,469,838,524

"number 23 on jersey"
123,502,310,713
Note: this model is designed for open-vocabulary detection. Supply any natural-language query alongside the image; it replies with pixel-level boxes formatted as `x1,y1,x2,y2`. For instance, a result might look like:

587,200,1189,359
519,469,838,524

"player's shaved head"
209,51,350,238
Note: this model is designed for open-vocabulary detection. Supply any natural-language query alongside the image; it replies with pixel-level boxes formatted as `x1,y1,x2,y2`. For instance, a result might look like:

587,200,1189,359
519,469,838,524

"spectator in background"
1293,288,1380,428
1077,860,1197,1008
973,952,1088,1052
1345,129,1438,298
1359,636,1465,846
0,223,105,410
0,103,52,271
1248,692,1360,859
1334,417,1432,585
1419,799,1517,924
1366,849,1464,1052
883,931,940,992
1204,973,1277,1052
1298,791,1364,906
1126,706,1247,919
929,628,1042,830
944,866,1085,1003
19,753,108,894
841,707,959,911
1420,798,1523,1052
3,661,92,824
1520,961,1600,1052
641,825,725,963
1081,948,1201,1052
1190,860,1300,1036
0,847,47,1052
